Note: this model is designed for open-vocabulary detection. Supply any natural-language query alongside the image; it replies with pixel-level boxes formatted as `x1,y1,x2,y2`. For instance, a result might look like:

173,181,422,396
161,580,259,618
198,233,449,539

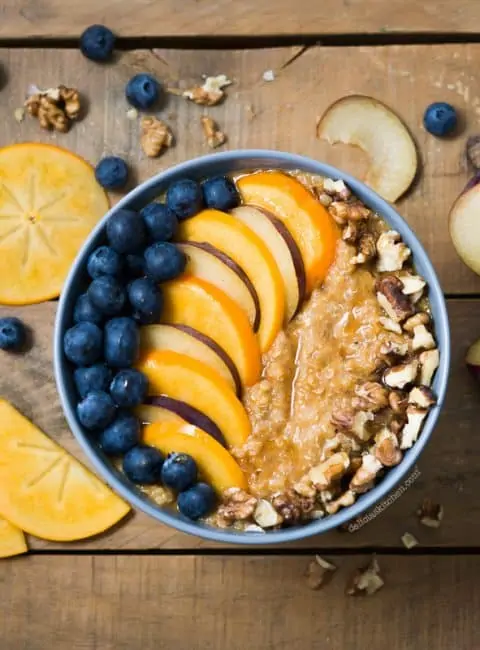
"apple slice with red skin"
449,178,480,276
140,323,242,397
177,241,260,332
231,205,306,321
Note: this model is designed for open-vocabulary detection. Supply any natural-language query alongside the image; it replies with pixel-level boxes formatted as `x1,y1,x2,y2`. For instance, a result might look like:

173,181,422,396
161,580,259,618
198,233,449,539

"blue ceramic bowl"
54,150,450,545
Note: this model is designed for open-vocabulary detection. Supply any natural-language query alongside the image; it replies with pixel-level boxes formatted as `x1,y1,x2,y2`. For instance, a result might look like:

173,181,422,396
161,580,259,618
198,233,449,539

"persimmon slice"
0,516,27,558
0,143,109,304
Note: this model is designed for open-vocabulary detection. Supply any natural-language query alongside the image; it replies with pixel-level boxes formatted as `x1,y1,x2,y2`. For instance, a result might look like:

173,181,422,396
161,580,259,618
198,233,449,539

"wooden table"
2,3,480,648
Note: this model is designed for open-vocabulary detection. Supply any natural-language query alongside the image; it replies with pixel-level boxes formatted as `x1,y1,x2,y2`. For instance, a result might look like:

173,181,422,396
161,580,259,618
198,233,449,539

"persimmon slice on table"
0,143,109,305
0,400,130,542
0,516,27,558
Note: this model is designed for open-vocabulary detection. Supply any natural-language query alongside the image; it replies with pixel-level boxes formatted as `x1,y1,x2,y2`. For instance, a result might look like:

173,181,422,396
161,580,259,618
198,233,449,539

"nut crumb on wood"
262,69,275,82
14,107,25,123
401,532,419,549
417,498,444,528
140,116,173,158
346,556,384,596
126,107,139,121
305,555,337,590
201,115,226,149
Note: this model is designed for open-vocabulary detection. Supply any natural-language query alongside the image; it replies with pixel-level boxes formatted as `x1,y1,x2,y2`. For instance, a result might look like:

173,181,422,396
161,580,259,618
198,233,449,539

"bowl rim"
54,149,451,546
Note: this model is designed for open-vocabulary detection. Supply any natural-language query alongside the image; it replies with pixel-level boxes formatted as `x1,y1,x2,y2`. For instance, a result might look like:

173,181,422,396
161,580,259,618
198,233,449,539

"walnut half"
140,116,173,157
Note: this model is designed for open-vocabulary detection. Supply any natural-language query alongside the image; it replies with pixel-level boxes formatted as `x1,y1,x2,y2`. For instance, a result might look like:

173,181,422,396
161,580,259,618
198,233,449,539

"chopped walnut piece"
308,452,350,489
419,349,440,386
271,492,302,524
380,340,410,357
401,532,419,549
417,498,444,528
403,312,430,332
305,555,337,590
351,233,377,265
409,386,436,408
201,115,226,148
323,177,351,198
346,556,384,596
182,74,232,106
325,489,356,514
353,382,389,412
244,524,265,533
293,477,316,498
389,390,408,413
342,220,362,244
216,487,258,525
400,405,428,449
140,116,173,157
351,411,375,441
376,230,411,272
318,192,333,207
350,454,382,493
412,324,436,351
383,359,419,389
328,201,349,225
376,275,415,322
25,84,80,132
373,428,403,466
379,316,402,334
390,417,407,437
399,272,426,296
253,499,283,528
331,410,354,431
329,200,371,227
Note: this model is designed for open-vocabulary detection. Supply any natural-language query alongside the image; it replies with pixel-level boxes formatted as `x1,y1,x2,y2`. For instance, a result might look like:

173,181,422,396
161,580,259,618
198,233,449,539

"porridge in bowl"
63,169,439,531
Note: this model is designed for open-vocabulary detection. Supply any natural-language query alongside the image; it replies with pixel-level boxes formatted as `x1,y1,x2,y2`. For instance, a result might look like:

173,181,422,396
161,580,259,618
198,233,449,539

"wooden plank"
1,46,479,292
1,299,478,550
1,555,479,649
2,0,480,38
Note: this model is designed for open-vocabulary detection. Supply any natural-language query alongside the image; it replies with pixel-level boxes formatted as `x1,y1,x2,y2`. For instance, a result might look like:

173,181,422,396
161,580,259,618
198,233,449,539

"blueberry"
144,242,186,282
104,317,139,368
80,24,115,62
88,276,126,316
125,74,160,110
63,322,103,366
110,369,148,407
166,179,203,220
0,317,26,351
161,453,197,492
74,363,113,398
87,245,123,279
125,253,145,278
77,390,116,430
141,202,178,242
95,156,129,190
106,208,146,254
127,278,162,324
177,482,216,520
423,102,457,137
73,293,104,325
202,176,240,211
123,444,164,484
98,411,140,455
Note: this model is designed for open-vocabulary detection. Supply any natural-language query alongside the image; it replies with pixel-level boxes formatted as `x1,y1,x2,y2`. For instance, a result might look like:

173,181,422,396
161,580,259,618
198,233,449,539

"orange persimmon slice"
0,400,130,542
0,143,109,305
0,516,27,558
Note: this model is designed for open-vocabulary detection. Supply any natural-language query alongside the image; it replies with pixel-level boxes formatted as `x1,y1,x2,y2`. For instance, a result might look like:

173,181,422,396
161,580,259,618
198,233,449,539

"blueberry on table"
63,322,103,366
177,482,216,520
125,74,161,110
166,179,204,220
202,176,240,211
423,102,457,137
127,277,163,324
141,202,178,242
73,293,104,325
77,390,116,430
106,208,146,254
144,242,186,282
161,453,197,492
110,369,148,407
95,156,129,191
88,276,126,316
104,317,139,368
80,24,116,62
98,411,140,455
74,363,113,399
125,253,145,278
123,444,164,484
87,245,123,279
0,317,26,351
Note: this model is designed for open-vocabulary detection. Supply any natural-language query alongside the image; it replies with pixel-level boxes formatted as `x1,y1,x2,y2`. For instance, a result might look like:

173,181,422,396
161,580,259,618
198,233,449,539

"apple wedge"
177,242,260,332
231,205,306,321
140,323,241,396
161,276,261,387
237,172,339,294
178,209,285,352
449,179,480,276
316,95,418,203
137,349,252,448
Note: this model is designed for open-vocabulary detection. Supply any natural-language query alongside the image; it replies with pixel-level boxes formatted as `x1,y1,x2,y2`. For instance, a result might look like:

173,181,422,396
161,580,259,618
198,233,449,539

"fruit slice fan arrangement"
62,171,339,523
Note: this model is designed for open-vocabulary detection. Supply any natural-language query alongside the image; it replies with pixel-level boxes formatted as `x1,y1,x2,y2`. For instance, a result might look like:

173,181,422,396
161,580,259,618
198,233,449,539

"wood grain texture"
1,0,480,38
1,46,479,291
2,555,479,649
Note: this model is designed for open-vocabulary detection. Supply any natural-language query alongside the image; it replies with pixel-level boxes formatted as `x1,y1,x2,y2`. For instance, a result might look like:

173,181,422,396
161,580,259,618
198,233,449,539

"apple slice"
161,275,261,387
231,205,306,321
137,349,251,448
137,395,227,447
177,242,260,331
316,95,418,203
143,422,248,494
449,180,480,276
140,323,241,396
178,209,285,352
237,172,339,294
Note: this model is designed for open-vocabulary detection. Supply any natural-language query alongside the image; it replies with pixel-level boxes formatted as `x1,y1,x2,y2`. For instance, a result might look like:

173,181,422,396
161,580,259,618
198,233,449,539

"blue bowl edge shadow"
54,149,451,546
